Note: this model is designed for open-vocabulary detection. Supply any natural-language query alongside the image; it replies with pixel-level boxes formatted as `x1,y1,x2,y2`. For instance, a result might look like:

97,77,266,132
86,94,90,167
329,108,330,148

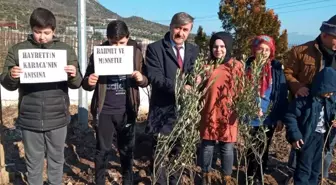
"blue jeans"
201,140,234,175
294,132,324,185
323,130,336,178
288,130,336,178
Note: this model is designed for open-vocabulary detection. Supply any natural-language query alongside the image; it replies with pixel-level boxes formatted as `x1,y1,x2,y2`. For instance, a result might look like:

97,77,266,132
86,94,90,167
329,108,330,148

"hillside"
0,0,186,41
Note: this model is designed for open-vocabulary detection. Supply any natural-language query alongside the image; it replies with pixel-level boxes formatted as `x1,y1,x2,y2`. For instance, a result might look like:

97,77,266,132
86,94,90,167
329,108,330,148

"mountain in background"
0,0,190,41
287,32,316,47
0,0,317,46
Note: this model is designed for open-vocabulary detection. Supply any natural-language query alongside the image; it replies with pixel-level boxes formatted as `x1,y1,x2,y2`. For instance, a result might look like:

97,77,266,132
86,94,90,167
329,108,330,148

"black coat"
144,32,199,135
0,35,83,131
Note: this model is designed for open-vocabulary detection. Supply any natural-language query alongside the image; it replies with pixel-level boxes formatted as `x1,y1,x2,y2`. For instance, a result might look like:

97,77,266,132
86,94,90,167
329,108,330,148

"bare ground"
2,105,336,185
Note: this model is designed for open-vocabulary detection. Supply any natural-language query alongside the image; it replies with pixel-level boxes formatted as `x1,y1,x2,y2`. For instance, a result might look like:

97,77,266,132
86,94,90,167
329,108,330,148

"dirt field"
2,105,336,185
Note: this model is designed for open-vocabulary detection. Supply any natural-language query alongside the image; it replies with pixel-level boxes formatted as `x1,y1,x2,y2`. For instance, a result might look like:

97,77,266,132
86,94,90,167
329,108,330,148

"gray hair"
170,12,194,26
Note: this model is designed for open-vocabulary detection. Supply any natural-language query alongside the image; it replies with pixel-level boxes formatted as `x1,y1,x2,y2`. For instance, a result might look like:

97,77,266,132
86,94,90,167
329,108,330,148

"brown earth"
2,105,336,185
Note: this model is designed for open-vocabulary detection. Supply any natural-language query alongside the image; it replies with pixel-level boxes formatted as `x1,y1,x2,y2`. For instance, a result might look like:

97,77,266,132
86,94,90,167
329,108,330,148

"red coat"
200,59,243,142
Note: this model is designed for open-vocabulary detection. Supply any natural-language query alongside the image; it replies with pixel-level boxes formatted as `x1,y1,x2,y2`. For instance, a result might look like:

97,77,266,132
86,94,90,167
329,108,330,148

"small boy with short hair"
283,67,336,185
0,7,82,185
82,20,148,185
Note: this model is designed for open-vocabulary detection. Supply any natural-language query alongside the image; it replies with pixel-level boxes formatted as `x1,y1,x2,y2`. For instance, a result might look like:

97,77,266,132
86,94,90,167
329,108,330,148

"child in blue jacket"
283,67,336,185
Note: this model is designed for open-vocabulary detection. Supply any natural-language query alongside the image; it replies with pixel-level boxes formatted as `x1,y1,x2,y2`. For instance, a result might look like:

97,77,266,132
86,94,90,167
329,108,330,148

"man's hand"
10,66,22,79
292,139,304,150
258,109,263,117
332,120,336,128
88,73,99,86
204,65,214,77
196,75,202,85
185,85,192,91
275,120,284,132
131,71,143,83
64,65,77,77
295,87,309,98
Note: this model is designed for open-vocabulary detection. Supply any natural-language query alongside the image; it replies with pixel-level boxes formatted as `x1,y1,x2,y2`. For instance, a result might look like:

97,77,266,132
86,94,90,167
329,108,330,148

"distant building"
65,24,94,37
105,18,117,22
0,21,21,29
94,26,106,37
100,18,118,25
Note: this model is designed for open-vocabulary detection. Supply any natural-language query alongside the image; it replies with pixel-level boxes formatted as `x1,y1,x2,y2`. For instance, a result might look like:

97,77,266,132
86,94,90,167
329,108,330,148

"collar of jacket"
316,35,336,58
163,32,173,48
170,37,185,49
27,34,60,49
313,35,328,60
311,36,325,71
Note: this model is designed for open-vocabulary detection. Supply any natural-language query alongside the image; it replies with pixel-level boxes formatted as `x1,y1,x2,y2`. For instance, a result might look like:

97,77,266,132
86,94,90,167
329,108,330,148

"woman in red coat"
199,32,243,184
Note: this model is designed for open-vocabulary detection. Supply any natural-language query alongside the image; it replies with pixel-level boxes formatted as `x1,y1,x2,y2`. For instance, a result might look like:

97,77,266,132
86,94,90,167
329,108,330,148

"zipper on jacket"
41,100,44,131
40,44,45,131
63,97,67,117
41,91,45,131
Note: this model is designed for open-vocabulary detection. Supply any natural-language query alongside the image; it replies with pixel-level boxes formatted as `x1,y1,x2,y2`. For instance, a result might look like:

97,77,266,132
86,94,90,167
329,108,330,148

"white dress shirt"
171,39,185,62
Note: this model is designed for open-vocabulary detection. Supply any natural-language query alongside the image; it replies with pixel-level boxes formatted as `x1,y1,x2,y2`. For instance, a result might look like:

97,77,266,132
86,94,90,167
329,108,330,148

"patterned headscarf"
249,35,276,97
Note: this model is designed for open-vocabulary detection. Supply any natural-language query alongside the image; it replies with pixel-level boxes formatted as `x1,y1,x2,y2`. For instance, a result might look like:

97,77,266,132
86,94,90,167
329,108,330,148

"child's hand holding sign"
64,65,77,77
10,66,23,79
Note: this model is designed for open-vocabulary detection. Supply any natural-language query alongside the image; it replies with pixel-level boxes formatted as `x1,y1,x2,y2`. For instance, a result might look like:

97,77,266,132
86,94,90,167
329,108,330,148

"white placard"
19,49,67,83
94,46,133,75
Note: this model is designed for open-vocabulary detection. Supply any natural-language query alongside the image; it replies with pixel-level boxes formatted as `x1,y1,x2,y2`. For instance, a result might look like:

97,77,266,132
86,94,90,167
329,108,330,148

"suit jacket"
144,32,199,135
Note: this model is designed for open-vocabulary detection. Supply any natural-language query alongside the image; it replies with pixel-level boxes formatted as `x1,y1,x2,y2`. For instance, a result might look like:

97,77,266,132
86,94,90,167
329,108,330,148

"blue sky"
98,0,335,37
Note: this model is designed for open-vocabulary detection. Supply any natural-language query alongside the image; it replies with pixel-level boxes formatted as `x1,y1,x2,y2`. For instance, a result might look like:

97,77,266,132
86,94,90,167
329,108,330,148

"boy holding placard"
82,20,148,185
0,8,82,185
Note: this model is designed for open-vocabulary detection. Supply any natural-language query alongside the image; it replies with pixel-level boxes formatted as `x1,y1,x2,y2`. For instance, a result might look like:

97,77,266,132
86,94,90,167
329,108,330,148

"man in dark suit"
144,12,199,184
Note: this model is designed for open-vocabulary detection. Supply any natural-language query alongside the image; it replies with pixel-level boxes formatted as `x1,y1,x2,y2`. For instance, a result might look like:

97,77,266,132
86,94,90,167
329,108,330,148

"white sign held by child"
19,49,68,84
94,46,134,75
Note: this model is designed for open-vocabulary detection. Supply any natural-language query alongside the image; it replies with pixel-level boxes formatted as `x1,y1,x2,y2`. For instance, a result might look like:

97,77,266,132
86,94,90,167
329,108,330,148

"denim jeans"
294,132,324,185
287,130,336,178
323,130,336,178
201,140,234,175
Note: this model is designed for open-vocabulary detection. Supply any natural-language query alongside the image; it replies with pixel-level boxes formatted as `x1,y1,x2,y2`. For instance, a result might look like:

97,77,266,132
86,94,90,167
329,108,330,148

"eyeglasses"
253,35,272,46
261,35,271,42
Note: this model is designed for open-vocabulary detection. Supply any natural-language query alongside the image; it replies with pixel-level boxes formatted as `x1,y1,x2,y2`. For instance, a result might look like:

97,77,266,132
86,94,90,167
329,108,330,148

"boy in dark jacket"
82,20,148,185
283,67,336,185
0,8,82,185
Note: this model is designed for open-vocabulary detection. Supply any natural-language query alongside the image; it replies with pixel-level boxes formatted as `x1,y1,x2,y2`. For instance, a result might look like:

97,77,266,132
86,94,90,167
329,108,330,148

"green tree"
194,26,209,55
276,29,289,61
218,0,288,60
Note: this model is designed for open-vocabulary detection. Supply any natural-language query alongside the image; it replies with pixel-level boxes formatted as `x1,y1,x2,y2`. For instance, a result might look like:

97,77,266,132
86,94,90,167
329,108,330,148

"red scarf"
247,60,272,97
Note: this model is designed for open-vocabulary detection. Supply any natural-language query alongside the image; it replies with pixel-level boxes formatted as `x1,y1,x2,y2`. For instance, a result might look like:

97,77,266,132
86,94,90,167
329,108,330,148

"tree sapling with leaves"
244,35,288,185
